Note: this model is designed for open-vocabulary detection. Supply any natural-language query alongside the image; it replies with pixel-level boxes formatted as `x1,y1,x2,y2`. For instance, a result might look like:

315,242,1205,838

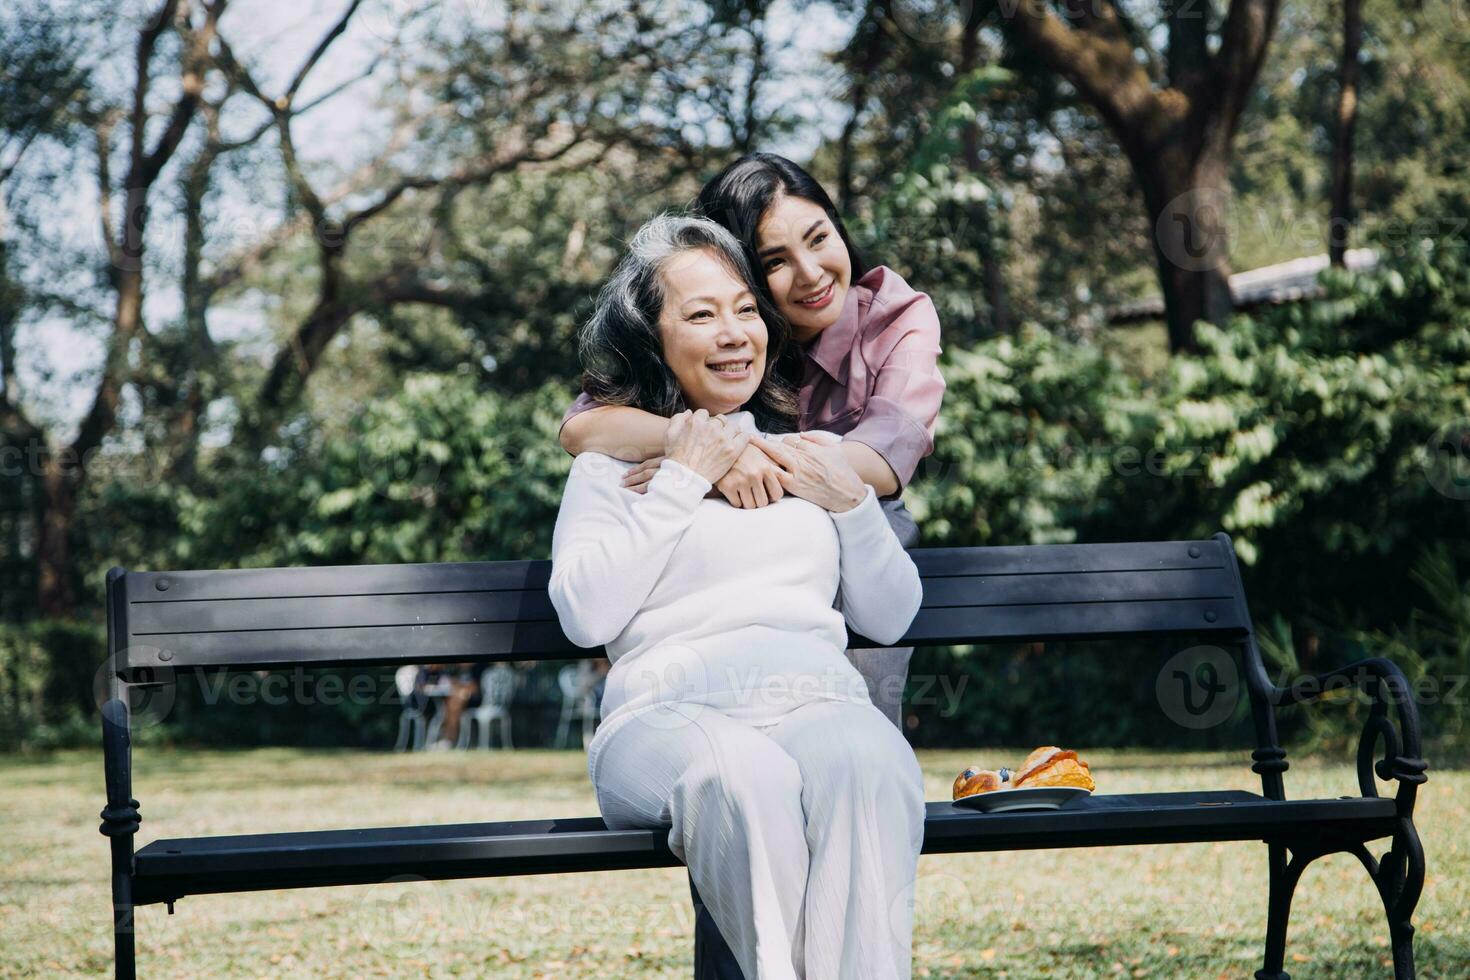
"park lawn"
1,747,1466,978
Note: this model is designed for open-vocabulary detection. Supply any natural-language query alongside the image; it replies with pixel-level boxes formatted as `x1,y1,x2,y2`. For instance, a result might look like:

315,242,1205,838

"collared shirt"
561,265,946,492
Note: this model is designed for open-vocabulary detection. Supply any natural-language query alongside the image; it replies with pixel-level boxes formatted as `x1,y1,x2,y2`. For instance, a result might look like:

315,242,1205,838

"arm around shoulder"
559,403,672,462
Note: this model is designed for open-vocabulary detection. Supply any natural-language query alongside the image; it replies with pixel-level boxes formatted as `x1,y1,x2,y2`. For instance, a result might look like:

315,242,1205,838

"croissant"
1013,746,1096,791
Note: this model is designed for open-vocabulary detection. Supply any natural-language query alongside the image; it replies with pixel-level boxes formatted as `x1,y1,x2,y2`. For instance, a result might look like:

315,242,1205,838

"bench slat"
130,792,1396,907
126,567,1237,637
121,540,1226,605
128,589,561,636
114,538,1248,676
114,593,1245,674
126,560,552,603
901,597,1245,646
918,566,1237,609
911,540,1228,577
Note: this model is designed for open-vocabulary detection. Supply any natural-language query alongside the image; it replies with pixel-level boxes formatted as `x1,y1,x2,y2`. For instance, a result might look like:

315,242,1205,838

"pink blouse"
561,265,946,491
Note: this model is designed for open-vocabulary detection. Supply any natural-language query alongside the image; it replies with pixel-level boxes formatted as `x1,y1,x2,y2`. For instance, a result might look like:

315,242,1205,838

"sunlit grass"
2,747,1465,977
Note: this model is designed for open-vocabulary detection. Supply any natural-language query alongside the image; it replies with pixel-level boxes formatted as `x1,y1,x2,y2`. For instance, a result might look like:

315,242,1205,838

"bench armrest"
1273,656,1428,816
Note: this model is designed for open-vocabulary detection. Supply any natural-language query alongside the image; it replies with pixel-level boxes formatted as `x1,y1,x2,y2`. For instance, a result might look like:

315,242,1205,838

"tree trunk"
1135,142,1235,352
1000,0,1282,352
1329,0,1362,267
959,3,1010,335
36,456,77,618
836,1,886,214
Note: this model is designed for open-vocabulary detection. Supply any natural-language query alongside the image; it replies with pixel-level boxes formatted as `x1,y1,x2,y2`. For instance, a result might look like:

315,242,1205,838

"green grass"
2,747,1466,978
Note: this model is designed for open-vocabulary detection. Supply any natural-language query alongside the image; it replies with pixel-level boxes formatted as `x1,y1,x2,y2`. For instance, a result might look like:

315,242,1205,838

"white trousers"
590,697,926,980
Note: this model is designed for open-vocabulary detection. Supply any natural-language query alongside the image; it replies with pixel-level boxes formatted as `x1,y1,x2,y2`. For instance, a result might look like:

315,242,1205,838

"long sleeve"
828,485,923,645
548,453,712,648
842,296,946,492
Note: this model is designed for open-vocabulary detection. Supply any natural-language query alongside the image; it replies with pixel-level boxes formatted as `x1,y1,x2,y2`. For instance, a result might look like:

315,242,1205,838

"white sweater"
548,413,924,730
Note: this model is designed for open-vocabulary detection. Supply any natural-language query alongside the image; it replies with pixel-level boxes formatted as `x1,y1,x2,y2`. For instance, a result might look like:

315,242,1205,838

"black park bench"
99,532,1428,979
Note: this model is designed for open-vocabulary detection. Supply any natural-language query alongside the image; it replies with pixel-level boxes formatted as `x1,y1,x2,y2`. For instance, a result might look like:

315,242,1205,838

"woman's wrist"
652,457,715,498
827,483,870,513
666,451,731,485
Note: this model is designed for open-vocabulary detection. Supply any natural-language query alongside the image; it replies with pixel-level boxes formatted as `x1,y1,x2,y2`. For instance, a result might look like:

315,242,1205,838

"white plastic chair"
553,661,599,750
459,664,518,750
393,666,430,752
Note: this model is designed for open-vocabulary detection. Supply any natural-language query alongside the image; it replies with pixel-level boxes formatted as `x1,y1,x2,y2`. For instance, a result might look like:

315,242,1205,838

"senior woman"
548,214,926,980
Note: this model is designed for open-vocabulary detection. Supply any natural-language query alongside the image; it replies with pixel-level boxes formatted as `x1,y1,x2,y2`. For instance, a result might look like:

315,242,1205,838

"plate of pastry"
951,746,1096,813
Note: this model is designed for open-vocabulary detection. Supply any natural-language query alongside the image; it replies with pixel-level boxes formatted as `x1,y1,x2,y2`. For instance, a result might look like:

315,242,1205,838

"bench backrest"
107,533,1254,681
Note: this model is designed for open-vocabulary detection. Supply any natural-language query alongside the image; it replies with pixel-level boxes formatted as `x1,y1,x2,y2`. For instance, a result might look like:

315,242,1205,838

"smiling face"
656,247,768,416
756,193,853,344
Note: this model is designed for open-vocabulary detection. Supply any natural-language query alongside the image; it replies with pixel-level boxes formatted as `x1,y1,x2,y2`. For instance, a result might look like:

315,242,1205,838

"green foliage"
0,619,103,750
81,374,576,576
913,236,1469,611
906,235,1470,747
28,226,1470,752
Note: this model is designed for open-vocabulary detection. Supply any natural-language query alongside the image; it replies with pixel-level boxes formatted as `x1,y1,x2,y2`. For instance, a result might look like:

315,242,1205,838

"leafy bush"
907,235,1470,748
0,619,104,750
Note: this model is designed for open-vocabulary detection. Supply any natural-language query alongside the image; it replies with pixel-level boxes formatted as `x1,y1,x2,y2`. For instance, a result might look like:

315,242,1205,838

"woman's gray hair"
578,213,799,433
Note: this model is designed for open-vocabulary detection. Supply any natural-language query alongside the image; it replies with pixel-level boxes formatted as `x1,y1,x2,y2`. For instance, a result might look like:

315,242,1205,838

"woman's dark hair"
578,213,799,434
694,152,868,302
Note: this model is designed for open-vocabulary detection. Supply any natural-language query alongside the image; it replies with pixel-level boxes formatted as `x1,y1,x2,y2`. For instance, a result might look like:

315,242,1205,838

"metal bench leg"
1256,841,1313,980
1350,819,1424,980
689,873,746,980
101,698,141,980
1258,821,1424,980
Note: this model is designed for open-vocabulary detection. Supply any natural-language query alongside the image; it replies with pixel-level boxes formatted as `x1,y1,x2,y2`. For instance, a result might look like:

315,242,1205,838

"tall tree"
209,0,693,445
959,1,1010,334
1328,0,1362,267
25,0,226,616
1000,0,1284,351
0,3,93,618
